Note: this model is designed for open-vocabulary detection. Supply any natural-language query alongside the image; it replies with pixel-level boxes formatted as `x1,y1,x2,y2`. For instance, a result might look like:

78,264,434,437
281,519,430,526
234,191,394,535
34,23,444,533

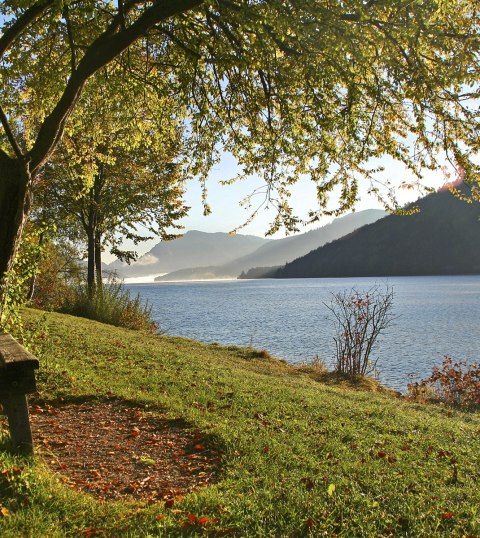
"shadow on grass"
26,395,226,503
295,366,401,396
30,392,226,453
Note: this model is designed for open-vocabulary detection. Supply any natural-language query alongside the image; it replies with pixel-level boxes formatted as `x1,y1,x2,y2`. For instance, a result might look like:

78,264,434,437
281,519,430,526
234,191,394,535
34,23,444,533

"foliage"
408,356,480,409
0,308,478,537
29,240,83,312
60,277,159,333
0,224,50,336
35,69,189,263
2,1,480,220
325,285,395,376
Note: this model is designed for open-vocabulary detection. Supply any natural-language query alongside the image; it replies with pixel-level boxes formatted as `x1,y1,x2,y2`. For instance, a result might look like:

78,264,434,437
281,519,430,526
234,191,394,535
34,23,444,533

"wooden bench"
0,333,39,454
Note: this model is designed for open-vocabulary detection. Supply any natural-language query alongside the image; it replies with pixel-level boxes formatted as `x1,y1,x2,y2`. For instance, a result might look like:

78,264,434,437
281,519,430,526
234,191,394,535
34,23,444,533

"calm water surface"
127,276,480,391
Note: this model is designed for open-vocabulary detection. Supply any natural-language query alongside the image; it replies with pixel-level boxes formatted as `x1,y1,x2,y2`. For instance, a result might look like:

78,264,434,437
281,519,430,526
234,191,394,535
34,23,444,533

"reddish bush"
408,356,480,409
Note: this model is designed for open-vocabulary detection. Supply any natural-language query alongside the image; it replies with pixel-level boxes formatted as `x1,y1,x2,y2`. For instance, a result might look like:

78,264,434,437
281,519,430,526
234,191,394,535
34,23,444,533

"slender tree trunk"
0,156,32,317
86,223,96,298
92,168,104,294
94,230,103,293
83,179,101,299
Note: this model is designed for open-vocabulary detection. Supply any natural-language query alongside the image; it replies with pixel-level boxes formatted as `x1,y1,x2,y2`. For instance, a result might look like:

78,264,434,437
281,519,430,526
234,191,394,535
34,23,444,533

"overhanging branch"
28,0,203,173
0,104,24,159
0,0,55,59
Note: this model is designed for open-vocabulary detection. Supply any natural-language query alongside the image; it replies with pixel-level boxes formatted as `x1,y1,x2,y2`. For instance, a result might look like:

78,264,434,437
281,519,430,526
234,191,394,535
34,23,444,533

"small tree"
325,286,395,376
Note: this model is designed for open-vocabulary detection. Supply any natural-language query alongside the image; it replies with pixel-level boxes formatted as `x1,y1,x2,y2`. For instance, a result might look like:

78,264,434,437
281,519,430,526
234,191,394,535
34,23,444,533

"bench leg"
2,394,33,454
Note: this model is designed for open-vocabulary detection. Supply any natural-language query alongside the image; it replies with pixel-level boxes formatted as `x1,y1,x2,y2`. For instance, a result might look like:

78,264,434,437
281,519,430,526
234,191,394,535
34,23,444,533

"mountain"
108,230,270,278
155,209,385,281
273,187,480,278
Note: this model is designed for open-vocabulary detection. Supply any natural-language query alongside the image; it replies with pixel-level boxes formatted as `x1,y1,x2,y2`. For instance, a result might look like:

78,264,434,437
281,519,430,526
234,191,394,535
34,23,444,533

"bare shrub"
325,285,395,376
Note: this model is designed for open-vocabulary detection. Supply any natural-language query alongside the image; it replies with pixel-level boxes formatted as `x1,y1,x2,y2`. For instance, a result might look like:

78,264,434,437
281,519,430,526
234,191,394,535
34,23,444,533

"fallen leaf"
187,513,198,524
300,477,315,490
197,516,214,526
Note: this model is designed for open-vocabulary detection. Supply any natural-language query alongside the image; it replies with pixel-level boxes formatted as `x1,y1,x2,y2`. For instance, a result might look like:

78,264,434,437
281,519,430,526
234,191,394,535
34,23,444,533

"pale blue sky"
106,152,448,263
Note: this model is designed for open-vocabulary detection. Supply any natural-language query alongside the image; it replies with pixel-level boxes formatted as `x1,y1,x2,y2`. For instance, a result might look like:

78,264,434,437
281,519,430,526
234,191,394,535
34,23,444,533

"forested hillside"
275,187,480,278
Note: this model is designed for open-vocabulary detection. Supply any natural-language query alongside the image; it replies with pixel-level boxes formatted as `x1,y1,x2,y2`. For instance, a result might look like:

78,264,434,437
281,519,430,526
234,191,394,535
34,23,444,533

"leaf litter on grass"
28,399,221,502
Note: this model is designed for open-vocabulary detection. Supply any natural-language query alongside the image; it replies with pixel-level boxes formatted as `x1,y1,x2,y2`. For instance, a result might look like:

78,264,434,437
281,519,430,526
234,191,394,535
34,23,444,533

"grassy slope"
0,309,479,537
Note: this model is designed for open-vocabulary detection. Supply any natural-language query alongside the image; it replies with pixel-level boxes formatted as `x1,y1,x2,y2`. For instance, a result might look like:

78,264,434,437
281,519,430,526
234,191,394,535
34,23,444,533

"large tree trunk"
0,156,32,315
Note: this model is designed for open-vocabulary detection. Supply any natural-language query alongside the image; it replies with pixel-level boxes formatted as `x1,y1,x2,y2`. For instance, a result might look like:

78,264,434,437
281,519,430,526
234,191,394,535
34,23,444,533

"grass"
1,308,479,537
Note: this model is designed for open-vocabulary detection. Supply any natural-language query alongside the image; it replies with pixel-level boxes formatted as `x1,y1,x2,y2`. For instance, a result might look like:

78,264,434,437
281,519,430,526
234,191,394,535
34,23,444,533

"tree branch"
0,104,24,159
118,0,127,30
63,5,78,72
0,0,55,59
28,0,203,173
161,28,201,59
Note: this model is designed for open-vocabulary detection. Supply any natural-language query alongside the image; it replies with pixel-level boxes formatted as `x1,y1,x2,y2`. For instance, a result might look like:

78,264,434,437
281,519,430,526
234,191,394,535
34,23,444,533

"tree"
36,75,188,295
40,147,188,296
0,0,203,313
1,1,479,316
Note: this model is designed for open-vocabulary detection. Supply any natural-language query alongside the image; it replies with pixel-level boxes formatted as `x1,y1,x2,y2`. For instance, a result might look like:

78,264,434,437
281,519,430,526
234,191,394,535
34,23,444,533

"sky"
104,151,448,263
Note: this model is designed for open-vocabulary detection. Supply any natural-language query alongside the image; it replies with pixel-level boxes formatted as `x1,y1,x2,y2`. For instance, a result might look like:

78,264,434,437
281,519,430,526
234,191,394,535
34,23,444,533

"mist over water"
127,275,480,392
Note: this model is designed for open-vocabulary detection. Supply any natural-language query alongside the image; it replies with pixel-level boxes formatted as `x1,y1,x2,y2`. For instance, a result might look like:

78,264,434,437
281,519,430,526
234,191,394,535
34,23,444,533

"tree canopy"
34,69,189,293
1,0,479,311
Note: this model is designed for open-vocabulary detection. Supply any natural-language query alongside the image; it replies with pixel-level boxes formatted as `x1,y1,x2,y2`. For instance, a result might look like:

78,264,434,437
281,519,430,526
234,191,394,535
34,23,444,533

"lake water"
126,276,480,392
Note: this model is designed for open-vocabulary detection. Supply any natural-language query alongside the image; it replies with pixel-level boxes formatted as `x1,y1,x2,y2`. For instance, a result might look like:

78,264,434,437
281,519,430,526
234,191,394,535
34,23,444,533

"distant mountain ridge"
271,187,480,278
155,209,385,281
108,230,270,277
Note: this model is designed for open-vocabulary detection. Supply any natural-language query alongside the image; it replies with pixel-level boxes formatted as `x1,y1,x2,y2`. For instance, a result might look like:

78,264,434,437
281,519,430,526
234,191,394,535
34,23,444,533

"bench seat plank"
0,333,39,369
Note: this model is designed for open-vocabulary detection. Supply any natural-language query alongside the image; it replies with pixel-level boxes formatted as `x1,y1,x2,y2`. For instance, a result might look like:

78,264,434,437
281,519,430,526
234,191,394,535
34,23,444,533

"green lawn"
0,309,479,537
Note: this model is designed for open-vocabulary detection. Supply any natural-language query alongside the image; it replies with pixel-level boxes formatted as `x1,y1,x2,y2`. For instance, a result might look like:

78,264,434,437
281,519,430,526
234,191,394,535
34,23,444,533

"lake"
126,275,480,392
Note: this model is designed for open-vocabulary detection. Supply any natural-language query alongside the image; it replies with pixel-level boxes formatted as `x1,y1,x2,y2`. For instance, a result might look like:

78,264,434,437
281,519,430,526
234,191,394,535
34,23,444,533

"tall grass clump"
61,278,159,333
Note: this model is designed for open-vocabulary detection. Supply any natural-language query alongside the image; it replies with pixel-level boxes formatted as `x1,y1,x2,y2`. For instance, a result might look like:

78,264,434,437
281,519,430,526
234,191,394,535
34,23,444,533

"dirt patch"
29,400,221,502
